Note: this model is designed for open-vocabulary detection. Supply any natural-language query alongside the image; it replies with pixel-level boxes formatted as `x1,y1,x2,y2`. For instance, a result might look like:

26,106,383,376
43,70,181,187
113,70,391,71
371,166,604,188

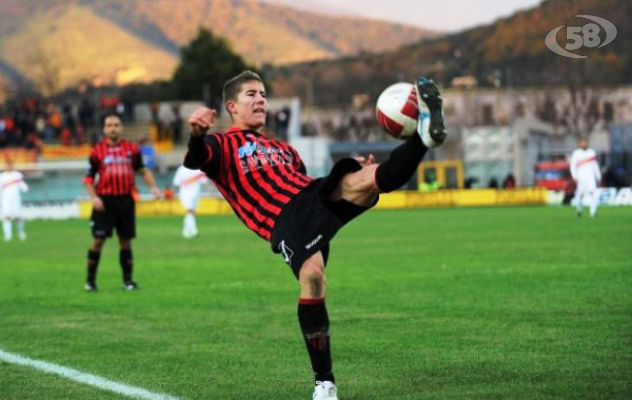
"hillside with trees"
267,0,630,106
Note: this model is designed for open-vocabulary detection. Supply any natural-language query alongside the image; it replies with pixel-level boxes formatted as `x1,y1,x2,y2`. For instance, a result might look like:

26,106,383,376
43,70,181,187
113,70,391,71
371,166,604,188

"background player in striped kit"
570,137,602,218
83,114,161,291
172,164,210,238
0,157,29,241
185,71,446,399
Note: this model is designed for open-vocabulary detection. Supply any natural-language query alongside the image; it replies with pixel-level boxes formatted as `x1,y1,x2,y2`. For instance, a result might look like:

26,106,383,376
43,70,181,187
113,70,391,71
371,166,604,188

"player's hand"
189,107,217,137
150,186,162,199
355,154,375,166
92,196,104,211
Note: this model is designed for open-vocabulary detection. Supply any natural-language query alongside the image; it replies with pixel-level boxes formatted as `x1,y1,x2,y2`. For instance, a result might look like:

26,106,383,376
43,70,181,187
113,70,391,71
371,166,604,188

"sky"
264,0,543,32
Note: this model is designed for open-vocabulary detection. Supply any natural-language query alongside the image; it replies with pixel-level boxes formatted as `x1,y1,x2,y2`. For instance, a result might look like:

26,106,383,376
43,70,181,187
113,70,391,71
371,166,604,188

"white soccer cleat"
84,282,98,292
313,381,338,400
122,281,139,291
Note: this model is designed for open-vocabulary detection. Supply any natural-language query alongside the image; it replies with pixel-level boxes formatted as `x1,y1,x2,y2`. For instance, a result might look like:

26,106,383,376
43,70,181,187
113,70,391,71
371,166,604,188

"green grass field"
1,206,631,400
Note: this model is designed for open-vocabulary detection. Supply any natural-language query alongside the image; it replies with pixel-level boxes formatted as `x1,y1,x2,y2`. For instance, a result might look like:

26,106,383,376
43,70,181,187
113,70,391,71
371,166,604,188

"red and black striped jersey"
84,138,144,195
184,126,312,241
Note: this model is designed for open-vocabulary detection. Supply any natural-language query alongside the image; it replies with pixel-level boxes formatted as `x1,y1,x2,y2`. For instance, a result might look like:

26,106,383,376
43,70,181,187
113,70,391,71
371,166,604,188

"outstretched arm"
184,107,218,170
184,136,210,169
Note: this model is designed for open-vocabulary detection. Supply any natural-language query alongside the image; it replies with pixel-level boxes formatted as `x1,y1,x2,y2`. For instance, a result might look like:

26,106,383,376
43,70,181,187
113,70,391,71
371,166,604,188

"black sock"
119,249,133,282
87,250,101,284
375,133,428,192
298,298,335,384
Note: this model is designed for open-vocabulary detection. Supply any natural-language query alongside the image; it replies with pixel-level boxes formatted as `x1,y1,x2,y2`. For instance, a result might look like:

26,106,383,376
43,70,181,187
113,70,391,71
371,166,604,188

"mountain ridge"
267,0,630,106
0,0,435,94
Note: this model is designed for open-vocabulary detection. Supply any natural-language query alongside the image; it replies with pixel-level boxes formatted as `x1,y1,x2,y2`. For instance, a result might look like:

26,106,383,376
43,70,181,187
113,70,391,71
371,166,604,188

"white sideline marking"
0,348,182,400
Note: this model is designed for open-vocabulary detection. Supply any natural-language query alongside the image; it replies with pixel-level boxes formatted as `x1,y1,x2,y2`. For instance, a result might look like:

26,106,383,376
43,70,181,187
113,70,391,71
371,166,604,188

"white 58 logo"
545,15,617,59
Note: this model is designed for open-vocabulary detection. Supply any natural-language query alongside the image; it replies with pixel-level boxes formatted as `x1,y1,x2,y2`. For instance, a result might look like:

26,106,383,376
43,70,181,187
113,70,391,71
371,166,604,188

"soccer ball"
375,82,426,140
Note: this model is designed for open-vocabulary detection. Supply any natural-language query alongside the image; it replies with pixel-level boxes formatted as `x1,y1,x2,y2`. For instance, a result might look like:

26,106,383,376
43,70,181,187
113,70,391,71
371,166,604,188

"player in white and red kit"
570,137,601,218
0,158,28,241
172,165,209,238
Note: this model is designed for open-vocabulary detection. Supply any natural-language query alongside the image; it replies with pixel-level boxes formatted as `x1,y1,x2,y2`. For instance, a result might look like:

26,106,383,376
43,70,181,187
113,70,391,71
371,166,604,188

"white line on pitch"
0,348,182,400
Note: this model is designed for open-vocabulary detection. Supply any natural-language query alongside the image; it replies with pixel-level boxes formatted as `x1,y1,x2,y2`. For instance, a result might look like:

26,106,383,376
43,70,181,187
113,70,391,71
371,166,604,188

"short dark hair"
102,113,122,127
222,71,263,114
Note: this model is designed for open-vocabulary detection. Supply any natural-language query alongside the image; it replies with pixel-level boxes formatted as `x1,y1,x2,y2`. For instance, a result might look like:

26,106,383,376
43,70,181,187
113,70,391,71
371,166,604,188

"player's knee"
299,259,326,296
301,260,324,282
335,165,380,204
348,165,379,191
92,238,105,251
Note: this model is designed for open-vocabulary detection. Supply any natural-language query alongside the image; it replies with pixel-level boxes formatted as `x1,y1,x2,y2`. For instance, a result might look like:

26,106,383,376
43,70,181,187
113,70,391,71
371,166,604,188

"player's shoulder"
121,139,140,152
1,171,20,180
91,140,107,154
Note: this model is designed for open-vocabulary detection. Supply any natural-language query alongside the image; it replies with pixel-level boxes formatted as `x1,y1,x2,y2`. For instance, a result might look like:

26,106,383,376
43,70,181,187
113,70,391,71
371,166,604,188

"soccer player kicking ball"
184,71,446,399
83,114,161,292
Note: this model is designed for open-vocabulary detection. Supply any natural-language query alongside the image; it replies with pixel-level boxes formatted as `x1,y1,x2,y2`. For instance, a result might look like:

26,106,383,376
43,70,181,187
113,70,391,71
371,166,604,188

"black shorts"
91,195,136,239
270,158,379,278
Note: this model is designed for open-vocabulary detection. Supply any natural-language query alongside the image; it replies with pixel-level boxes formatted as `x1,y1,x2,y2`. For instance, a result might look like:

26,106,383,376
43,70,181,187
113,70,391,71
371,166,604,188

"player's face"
103,116,123,142
228,81,267,130
579,139,588,150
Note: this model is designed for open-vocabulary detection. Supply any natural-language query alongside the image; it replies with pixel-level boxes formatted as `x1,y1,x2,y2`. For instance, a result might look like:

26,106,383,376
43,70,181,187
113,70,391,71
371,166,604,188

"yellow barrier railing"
79,197,233,218
79,188,548,218
376,188,548,209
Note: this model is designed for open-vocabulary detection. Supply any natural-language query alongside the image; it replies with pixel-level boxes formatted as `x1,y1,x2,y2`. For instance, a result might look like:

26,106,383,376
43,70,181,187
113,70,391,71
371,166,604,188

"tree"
172,28,256,105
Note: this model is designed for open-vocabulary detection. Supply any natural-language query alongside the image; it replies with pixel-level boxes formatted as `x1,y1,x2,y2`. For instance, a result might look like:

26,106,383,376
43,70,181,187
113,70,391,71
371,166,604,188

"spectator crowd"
0,94,129,151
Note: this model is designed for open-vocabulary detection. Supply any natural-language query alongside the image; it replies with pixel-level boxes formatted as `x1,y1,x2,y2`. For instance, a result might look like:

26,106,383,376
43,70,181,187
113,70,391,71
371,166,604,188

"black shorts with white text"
90,195,136,239
270,158,378,278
